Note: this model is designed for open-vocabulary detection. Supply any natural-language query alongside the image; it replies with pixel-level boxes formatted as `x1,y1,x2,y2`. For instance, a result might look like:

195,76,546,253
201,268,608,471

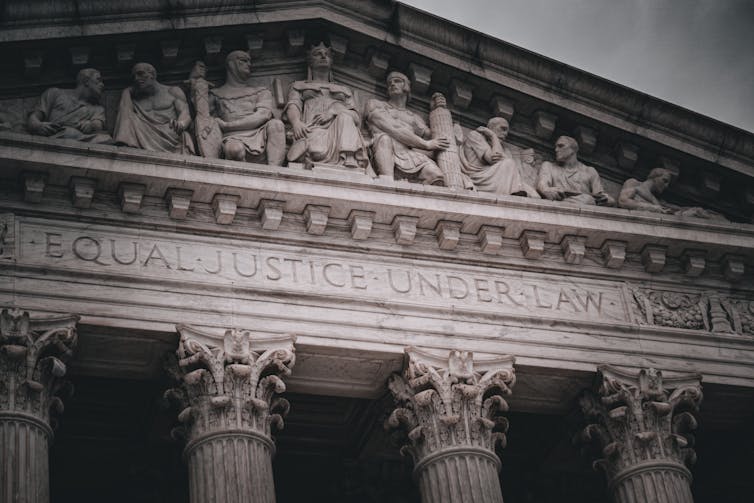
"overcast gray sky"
401,0,754,133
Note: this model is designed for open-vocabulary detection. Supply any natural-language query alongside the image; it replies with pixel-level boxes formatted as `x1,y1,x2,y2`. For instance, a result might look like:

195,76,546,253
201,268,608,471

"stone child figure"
114,62,194,154
284,43,369,170
460,117,539,197
537,135,615,206
365,71,448,184
27,68,112,143
618,167,727,220
210,51,285,165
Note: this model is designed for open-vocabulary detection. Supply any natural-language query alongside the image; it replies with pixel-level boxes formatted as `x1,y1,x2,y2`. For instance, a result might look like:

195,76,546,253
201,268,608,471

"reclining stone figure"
619,167,727,221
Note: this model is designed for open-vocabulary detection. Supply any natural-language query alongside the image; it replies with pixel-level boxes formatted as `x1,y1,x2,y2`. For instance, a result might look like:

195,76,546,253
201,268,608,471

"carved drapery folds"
579,365,703,503
386,347,516,503
6,28,733,222
165,324,296,503
0,307,79,503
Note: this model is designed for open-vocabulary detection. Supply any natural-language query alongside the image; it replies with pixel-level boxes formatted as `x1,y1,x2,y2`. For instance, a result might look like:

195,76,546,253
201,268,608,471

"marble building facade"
0,1,753,502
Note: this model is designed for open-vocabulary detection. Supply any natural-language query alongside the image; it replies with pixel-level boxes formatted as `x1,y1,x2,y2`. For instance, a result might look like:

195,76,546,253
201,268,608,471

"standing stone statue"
536,135,615,206
284,43,369,170
113,62,194,154
618,167,727,220
27,68,112,143
207,51,285,165
460,117,540,198
365,71,448,184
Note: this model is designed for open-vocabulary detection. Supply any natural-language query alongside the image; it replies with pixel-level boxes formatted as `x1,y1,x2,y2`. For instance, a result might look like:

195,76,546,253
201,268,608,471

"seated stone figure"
365,71,448,184
27,68,112,143
619,167,727,221
284,43,368,170
209,51,285,165
114,62,194,154
460,117,539,197
536,135,615,206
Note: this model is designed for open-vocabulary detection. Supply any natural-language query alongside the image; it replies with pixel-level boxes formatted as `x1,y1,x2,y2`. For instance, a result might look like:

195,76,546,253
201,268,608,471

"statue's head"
77,68,104,100
487,117,510,141
647,167,673,194
555,135,579,163
386,71,411,101
306,43,333,80
132,62,157,93
226,50,252,81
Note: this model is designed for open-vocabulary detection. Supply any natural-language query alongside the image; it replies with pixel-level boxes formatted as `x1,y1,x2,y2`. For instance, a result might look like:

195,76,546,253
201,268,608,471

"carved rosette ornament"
165,325,296,503
0,308,79,503
386,347,516,503
579,365,703,503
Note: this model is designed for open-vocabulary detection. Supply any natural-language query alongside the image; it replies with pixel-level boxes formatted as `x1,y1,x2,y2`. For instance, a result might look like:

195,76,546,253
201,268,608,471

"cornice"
1,132,752,287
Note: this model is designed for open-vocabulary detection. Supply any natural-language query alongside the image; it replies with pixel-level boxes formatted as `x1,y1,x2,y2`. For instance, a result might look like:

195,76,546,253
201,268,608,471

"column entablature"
1,133,752,287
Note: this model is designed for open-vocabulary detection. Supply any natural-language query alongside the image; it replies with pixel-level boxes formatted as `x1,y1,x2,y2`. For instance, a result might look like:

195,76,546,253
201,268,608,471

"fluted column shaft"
0,308,78,503
611,462,693,503
387,348,515,503
579,366,702,503
166,325,295,503
185,432,275,503
0,415,51,503
416,448,503,503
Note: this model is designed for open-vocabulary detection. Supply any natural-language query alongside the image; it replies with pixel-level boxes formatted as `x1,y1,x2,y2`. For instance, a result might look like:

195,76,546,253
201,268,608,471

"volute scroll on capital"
578,365,703,480
164,324,296,446
386,347,516,463
0,307,79,427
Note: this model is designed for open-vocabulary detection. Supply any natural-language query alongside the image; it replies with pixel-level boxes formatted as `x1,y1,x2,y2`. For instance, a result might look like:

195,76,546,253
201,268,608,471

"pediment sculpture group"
25,43,722,220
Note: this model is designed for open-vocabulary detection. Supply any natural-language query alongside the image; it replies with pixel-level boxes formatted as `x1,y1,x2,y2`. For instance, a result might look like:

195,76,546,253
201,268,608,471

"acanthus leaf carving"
0,307,79,428
578,365,702,497
386,347,515,465
165,324,296,446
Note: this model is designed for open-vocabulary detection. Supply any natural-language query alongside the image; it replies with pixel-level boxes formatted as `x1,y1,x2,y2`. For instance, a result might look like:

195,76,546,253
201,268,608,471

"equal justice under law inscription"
18,219,629,324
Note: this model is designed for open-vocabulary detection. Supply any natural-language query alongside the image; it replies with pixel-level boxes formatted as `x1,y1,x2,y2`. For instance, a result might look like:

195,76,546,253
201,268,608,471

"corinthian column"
386,347,516,503
165,325,296,503
579,365,703,503
0,308,79,503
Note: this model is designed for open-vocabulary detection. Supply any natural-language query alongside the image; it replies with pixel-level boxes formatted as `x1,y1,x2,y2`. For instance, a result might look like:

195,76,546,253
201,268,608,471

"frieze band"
6,42,727,223
11,220,754,336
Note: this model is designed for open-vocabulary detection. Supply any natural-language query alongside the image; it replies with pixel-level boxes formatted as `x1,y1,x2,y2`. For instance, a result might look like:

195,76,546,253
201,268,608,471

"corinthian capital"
165,325,296,445
579,365,703,482
0,308,79,425
386,347,516,464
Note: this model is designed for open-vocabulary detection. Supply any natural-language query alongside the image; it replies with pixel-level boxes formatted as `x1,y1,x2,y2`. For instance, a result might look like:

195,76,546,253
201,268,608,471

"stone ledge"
1,133,752,284
8,285,754,391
